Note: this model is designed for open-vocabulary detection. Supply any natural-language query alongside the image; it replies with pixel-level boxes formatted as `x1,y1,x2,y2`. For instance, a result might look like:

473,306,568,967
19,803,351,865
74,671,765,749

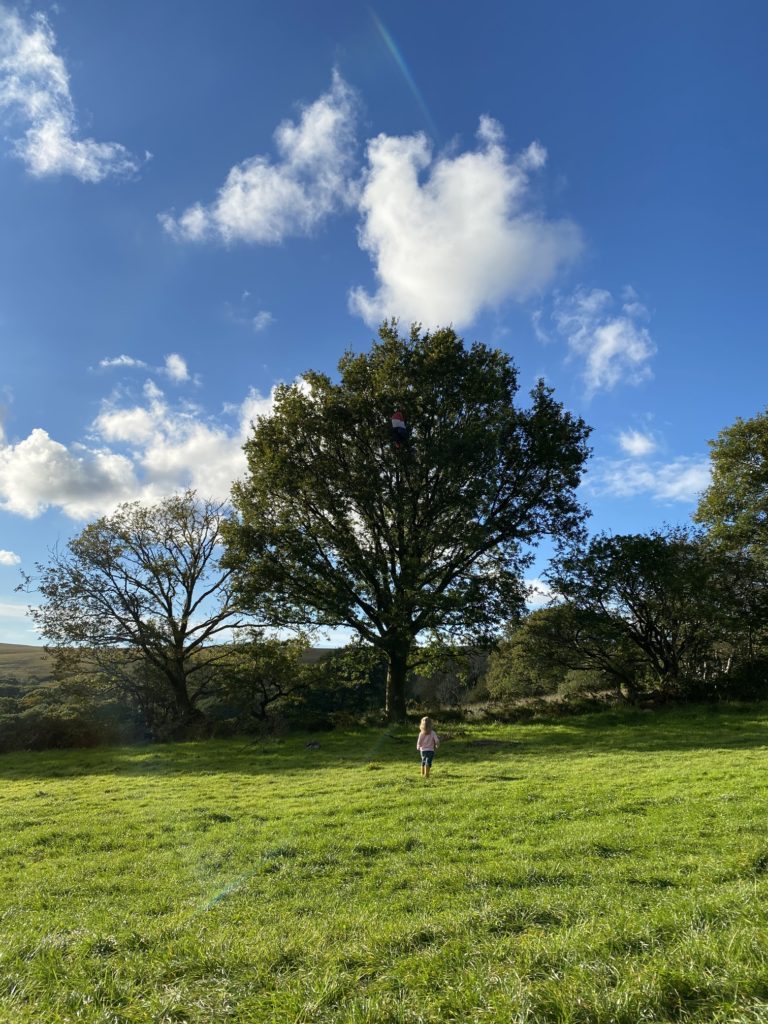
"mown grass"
2,704,768,1022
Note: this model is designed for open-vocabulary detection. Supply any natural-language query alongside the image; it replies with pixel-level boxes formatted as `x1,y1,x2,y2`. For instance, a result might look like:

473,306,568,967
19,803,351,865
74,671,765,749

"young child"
417,716,440,778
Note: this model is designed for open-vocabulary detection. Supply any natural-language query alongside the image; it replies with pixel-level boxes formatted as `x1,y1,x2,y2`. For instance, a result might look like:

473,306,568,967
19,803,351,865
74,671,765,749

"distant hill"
0,643,54,688
0,643,339,689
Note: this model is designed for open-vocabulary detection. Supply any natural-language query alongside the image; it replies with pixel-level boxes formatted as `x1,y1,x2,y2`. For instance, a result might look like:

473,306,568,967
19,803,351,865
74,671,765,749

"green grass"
2,705,768,1022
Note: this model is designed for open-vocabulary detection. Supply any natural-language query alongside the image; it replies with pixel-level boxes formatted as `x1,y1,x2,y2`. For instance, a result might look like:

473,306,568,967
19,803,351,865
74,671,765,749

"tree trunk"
385,646,409,724
165,661,200,723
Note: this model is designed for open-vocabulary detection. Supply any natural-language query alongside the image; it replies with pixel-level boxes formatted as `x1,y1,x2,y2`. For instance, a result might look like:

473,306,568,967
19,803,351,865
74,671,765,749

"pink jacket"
417,729,440,752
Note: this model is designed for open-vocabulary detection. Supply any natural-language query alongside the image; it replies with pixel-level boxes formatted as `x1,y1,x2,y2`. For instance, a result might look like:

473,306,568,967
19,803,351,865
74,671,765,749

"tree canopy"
486,604,643,701
224,322,591,721
28,491,242,729
694,408,768,562
545,528,728,696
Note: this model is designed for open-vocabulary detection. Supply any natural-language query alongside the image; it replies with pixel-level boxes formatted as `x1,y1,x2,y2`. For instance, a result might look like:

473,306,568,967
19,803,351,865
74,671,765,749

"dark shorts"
420,750,435,767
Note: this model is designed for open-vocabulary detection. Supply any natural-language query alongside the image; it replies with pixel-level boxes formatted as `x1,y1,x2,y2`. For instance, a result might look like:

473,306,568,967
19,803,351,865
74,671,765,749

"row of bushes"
4,639,768,752
0,639,499,751
0,644,388,750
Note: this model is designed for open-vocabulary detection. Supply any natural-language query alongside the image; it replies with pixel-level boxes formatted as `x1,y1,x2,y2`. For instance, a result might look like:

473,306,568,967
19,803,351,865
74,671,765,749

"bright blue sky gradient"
1,0,766,642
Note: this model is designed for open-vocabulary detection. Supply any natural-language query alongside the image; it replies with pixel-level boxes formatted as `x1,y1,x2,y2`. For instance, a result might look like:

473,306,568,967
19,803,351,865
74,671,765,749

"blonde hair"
420,716,433,734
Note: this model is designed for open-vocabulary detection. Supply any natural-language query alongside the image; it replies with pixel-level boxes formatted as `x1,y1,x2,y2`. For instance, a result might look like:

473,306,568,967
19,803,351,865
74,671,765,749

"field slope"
0,643,52,687
2,706,768,1023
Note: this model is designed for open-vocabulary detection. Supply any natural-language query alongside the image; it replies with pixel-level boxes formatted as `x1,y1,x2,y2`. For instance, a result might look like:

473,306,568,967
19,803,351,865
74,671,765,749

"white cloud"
554,287,655,396
618,429,657,457
0,427,138,518
161,71,357,244
0,6,142,182
0,549,20,566
98,386,275,504
348,119,581,327
0,386,277,520
164,353,189,382
251,311,274,332
588,456,711,504
95,404,157,445
99,355,148,370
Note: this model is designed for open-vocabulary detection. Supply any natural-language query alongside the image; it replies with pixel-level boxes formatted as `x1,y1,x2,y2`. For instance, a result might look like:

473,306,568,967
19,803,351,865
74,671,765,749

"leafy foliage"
26,491,243,732
486,605,637,700
547,528,722,695
694,407,768,561
224,322,591,721
690,410,768,696
0,672,139,751
487,528,764,703
217,634,315,724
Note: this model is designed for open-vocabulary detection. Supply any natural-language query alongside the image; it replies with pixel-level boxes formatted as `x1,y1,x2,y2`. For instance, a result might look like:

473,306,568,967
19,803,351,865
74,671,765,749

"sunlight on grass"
1,706,768,1022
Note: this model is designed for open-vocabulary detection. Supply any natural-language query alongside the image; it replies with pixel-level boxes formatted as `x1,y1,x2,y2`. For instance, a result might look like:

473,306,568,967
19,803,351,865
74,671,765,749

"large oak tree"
224,323,591,722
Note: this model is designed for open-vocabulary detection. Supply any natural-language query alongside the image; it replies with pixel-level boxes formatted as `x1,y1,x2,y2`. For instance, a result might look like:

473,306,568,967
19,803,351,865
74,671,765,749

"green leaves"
31,492,242,730
695,409,768,561
225,323,591,718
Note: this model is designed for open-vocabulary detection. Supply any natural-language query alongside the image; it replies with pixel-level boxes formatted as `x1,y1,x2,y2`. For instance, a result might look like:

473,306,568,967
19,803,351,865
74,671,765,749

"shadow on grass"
508,703,768,757
0,730,402,780
0,704,766,779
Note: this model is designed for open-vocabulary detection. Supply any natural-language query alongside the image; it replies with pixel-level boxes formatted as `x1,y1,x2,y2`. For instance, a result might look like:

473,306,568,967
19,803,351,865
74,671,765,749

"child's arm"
433,731,440,747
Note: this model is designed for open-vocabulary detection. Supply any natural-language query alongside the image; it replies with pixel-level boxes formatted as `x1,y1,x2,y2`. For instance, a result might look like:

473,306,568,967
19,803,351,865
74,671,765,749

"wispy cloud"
225,293,275,334
0,549,21,566
0,600,29,618
99,355,148,371
587,456,710,504
0,600,39,645
251,311,274,333
161,71,358,244
554,287,655,396
349,117,581,328
0,5,143,181
98,353,194,384
531,309,552,344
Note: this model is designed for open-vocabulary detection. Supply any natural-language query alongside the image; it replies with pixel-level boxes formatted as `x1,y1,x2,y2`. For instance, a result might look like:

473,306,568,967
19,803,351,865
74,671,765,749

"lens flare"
370,9,439,141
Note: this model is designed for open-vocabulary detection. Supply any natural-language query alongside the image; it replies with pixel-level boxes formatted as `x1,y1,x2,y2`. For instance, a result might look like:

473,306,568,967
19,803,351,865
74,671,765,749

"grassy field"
2,706,768,1023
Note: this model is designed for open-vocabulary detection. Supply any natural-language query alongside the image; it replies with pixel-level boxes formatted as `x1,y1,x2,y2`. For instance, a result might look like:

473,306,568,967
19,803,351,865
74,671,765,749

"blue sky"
1,0,766,643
